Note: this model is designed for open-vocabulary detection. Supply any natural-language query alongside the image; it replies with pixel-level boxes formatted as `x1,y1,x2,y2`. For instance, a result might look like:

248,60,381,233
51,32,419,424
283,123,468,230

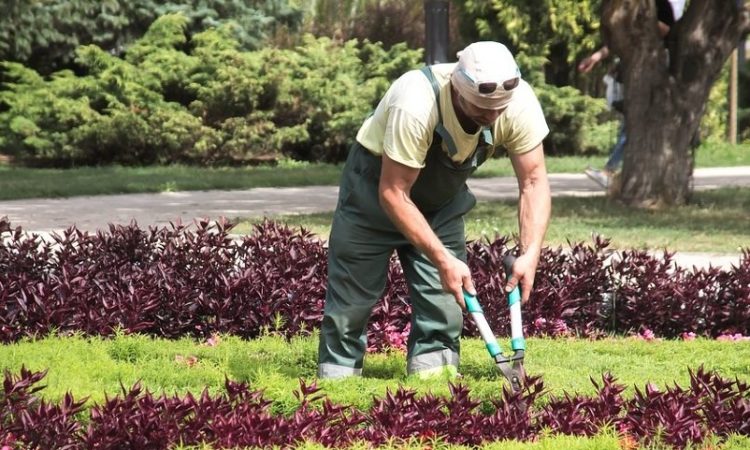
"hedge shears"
463,254,525,393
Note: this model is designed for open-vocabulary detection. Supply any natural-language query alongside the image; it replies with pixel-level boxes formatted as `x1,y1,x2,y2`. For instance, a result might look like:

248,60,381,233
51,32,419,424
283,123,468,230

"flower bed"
1,217,748,348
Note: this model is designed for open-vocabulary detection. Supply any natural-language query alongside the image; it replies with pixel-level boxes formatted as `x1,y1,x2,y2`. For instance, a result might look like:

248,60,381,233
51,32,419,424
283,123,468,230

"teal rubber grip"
486,342,502,357
463,291,482,313
507,287,521,306
511,337,526,351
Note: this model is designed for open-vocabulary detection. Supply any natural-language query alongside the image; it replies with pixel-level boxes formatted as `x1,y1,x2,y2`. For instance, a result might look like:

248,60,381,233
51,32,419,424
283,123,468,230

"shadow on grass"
470,187,750,252
239,187,750,252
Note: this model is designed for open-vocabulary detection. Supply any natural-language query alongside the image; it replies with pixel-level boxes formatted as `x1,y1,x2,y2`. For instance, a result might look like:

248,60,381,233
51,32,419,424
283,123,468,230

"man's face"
456,93,506,127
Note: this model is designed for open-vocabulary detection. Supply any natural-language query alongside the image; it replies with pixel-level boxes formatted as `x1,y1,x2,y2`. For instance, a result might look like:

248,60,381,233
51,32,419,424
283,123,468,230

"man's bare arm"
378,153,474,307
506,143,551,302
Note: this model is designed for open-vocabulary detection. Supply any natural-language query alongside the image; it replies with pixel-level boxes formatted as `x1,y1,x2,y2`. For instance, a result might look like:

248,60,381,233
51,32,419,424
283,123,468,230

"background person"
580,0,678,189
317,41,551,379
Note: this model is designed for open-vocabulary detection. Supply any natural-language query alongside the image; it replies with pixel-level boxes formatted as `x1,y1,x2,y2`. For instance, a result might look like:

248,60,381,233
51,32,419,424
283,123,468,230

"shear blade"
497,361,525,393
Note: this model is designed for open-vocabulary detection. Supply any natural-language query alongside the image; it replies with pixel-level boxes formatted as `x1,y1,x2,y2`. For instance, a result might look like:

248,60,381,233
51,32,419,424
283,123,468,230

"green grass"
174,432,628,450
0,160,343,201
3,333,750,449
0,142,748,200
174,433,750,450
234,187,750,253
2,333,749,412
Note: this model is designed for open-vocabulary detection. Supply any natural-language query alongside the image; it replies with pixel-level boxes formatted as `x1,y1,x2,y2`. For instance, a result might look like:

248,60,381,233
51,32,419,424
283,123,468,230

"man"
318,41,551,379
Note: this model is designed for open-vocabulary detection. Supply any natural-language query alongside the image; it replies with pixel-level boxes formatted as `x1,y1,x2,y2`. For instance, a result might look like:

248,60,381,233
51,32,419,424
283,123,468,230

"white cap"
451,41,521,110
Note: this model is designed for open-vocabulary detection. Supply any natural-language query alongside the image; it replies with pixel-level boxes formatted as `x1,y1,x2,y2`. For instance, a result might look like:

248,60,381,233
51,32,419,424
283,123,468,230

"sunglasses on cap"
459,68,520,94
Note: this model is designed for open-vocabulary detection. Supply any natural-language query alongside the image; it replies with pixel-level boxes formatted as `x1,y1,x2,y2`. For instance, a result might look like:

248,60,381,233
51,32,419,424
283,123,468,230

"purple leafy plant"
4,366,749,449
2,219,749,346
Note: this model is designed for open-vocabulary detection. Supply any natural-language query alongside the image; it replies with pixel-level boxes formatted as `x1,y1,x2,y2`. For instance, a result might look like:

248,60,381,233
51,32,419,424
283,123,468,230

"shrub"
513,53,616,157
0,218,329,342
0,16,222,166
0,15,422,167
268,36,422,163
0,0,303,74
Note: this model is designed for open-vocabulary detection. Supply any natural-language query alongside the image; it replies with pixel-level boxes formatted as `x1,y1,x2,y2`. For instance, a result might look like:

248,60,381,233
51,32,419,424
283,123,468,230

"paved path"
2,166,749,269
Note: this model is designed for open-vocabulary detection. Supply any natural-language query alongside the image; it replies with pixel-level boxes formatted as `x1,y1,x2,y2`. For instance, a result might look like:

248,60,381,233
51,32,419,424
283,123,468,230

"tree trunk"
601,0,750,208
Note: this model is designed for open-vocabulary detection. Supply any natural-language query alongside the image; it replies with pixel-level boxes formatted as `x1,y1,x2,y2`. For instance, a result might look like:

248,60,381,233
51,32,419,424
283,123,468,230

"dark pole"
740,0,746,64
424,0,450,64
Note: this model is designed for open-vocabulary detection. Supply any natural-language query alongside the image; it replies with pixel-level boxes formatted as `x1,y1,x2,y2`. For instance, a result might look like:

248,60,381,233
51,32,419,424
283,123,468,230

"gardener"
318,41,551,379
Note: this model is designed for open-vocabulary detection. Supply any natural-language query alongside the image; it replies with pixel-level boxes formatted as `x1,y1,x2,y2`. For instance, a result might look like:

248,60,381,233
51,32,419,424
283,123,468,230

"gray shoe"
585,167,609,189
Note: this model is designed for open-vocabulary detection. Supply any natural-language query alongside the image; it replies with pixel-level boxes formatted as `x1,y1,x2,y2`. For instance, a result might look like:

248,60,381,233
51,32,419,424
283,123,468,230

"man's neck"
450,84,480,134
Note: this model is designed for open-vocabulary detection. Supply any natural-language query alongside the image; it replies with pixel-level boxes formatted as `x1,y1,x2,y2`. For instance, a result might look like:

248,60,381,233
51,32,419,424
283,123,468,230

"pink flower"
681,332,696,341
534,317,548,328
717,333,750,341
204,334,221,347
368,324,409,352
639,328,655,341
551,319,569,337
385,330,407,351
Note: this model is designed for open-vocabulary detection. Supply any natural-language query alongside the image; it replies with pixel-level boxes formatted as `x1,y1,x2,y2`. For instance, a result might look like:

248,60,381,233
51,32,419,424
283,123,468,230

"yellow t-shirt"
355,63,549,168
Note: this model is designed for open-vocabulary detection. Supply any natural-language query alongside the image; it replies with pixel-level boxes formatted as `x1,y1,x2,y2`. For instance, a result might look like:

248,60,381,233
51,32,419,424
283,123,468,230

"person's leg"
397,216,466,378
318,143,402,379
585,121,626,188
604,122,627,172
317,212,396,378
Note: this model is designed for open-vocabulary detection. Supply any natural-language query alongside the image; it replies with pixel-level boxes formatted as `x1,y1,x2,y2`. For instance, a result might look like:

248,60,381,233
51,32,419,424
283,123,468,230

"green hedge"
0,0,302,74
0,13,614,167
0,14,422,166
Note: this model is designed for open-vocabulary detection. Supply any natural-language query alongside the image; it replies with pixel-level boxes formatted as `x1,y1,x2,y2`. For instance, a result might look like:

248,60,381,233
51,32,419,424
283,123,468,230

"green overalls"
317,67,494,378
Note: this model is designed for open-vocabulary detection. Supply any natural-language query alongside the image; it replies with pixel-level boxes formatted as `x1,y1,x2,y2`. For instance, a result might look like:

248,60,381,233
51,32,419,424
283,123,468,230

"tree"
602,0,750,207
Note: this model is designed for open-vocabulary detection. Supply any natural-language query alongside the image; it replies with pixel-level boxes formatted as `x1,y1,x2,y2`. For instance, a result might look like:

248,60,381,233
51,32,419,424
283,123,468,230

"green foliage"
457,0,601,86
515,54,614,156
155,0,303,51
300,0,425,50
268,37,422,162
536,84,613,156
0,15,220,166
0,14,422,166
0,0,303,74
701,60,731,143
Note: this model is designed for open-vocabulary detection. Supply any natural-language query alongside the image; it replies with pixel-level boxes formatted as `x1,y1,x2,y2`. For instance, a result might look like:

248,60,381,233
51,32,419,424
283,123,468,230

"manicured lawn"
2,333,748,410
0,160,343,200
234,186,750,253
0,141,748,200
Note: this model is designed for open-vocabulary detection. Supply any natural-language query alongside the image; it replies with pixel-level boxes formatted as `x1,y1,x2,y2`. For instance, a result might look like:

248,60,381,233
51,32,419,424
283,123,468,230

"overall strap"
420,66,494,157
419,66,460,156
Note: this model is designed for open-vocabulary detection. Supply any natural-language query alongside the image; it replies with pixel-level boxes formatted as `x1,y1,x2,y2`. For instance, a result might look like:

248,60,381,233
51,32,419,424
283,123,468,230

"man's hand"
503,252,539,303
436,252,475,309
